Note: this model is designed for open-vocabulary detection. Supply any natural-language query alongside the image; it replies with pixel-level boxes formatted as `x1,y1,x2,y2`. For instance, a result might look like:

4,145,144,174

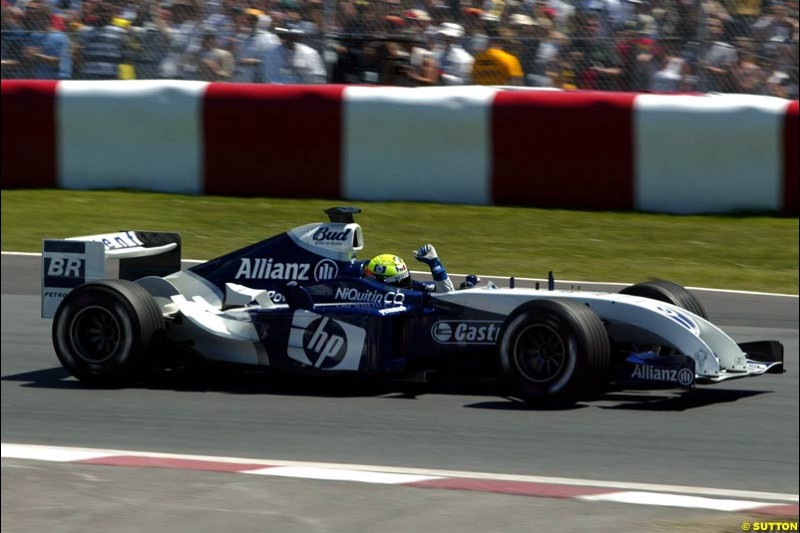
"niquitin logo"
334,287,405,306
303,317,347,369
631,365,694,387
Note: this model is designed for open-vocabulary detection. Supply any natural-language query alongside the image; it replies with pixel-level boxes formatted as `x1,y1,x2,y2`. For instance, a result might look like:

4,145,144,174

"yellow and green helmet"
364,254,411,288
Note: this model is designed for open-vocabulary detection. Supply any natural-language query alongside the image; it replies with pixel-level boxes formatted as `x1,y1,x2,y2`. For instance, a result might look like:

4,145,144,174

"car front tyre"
619,280,708,319
498,300,610,401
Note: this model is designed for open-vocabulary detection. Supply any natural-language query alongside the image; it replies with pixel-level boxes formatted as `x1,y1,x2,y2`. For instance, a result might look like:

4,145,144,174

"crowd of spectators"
1,0,797,96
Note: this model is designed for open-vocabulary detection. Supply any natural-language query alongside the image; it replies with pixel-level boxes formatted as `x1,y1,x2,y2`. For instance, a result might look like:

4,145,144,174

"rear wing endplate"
42,231,181,318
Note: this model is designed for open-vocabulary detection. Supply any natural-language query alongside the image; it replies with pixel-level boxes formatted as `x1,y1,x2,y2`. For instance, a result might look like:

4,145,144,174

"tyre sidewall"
499,307,585,399
53,286,141,384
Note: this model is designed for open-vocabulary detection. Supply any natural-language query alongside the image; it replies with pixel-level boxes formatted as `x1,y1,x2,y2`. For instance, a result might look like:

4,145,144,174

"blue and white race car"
41,207,784,400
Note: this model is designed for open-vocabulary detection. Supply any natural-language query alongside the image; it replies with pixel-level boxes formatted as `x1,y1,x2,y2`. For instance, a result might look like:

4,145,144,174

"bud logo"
631,365,694,387
314,259,339,281
287,311,367,371
431,321,501,345
45,257,83,277
312,227,351,244
235,258,310,280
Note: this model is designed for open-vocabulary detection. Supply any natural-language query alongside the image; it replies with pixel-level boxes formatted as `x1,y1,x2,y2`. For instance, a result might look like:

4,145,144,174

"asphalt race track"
2,254,798,531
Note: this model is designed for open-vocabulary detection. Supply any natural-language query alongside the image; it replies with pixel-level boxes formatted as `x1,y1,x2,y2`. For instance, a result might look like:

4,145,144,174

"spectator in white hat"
433,22,474,85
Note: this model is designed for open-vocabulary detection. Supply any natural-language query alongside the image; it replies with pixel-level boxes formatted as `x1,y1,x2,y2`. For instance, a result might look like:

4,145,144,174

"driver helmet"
364,254,411,288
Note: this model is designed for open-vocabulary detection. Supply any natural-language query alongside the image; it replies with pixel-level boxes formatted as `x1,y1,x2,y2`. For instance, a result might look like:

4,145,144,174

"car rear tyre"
498,300,610,401
52,280,164,386
619,280,707,319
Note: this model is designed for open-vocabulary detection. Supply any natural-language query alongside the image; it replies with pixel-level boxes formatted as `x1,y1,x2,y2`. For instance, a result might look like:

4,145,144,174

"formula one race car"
41,207,784,400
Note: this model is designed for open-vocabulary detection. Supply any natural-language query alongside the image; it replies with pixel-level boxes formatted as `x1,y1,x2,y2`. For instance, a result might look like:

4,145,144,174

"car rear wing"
42,231,181,318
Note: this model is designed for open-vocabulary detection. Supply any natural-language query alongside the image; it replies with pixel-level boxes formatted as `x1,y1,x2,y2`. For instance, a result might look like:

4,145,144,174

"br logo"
45,257,83,277
303,317,347,369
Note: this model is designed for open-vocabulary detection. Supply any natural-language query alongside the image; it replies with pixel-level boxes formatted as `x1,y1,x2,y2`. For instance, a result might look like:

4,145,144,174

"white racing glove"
413,244,453,293
413,244,439,266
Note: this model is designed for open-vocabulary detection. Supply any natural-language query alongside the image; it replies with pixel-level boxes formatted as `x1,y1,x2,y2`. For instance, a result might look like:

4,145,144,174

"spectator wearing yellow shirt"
470,26,523,85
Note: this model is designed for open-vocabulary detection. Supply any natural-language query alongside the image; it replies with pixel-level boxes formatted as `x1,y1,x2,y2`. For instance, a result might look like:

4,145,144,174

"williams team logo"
656,306,699,335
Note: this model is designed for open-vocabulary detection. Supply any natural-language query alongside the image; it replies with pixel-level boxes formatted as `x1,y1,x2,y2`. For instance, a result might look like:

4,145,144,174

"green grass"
2,189,798,294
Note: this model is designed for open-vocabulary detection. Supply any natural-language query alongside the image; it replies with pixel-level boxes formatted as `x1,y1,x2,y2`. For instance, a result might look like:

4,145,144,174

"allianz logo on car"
630,365,694,387
234,258,339,282
431,321,502,345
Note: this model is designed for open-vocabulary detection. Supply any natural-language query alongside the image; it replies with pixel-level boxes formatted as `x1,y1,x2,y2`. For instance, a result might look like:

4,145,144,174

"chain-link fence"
1,0,797,96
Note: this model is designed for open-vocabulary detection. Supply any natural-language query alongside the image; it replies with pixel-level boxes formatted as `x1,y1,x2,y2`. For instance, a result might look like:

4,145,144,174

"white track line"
2,443,797,503
2,251,41,257
244,466,440,484
2,251,796,298
578,492,773,512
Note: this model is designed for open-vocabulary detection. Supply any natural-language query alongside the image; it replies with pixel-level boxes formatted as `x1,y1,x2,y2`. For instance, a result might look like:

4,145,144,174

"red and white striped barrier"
2,80,797,215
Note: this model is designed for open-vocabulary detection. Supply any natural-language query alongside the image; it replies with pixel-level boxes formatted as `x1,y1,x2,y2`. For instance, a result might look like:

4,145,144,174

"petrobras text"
266,290,285,303
334,287,405,306
235,258,311,281
630,364,694,387
431,321,502,345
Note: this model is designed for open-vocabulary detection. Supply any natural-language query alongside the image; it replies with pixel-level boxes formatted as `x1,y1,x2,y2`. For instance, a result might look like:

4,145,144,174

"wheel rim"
70,306,122,364
513,324,567,383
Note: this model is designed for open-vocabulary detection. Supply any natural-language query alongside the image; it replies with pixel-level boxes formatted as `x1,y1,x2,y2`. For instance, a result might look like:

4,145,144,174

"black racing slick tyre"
52,280,164,386
619,280,708,319
498,300,610,401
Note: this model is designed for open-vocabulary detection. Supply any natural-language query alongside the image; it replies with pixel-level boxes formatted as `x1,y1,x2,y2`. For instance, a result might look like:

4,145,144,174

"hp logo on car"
303,317,347,369
314,259,339,282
